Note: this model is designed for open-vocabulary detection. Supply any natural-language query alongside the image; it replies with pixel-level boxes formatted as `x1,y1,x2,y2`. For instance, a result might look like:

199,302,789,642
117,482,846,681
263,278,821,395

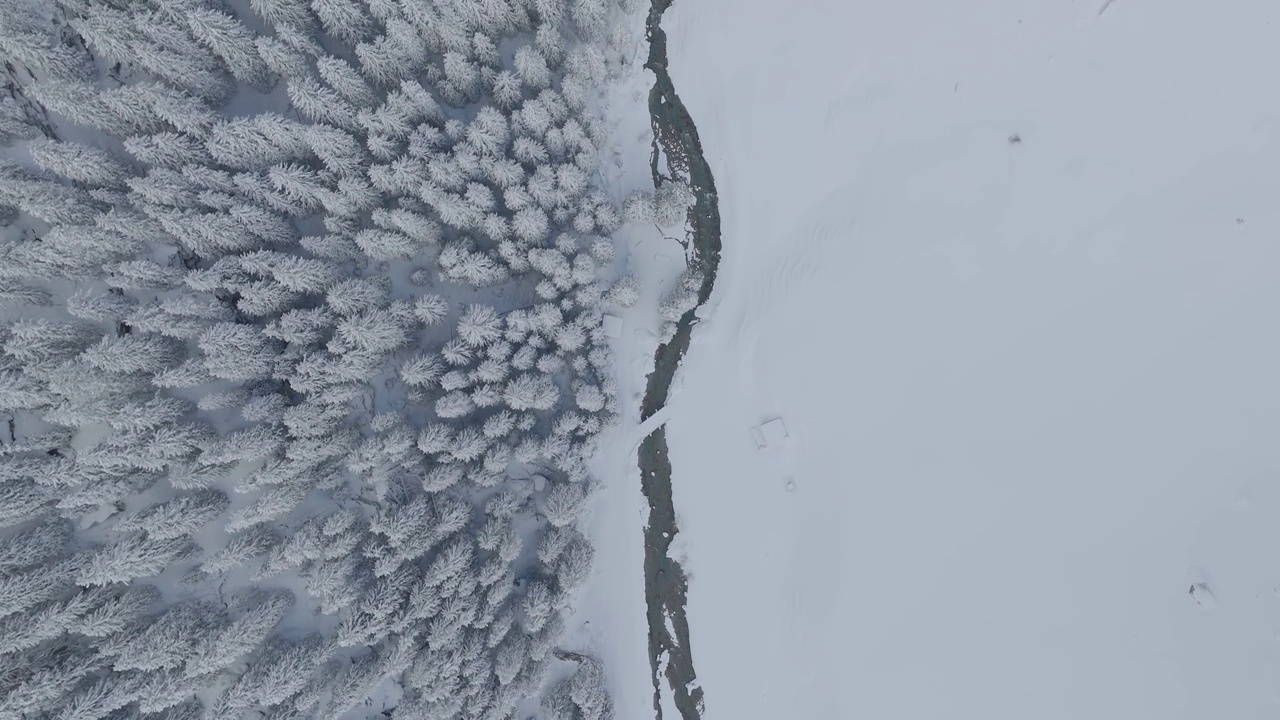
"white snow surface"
645,1,1280,718
563,10,686,718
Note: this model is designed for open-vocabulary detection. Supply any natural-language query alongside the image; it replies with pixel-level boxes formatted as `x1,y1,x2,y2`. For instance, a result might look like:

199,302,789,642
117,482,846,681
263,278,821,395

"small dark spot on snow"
1236,217,1245,225
1008,134,1022,146
1189,581,1218,609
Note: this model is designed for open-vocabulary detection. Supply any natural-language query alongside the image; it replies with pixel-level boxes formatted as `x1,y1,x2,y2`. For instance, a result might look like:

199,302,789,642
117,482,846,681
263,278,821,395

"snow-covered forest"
0,0,651,716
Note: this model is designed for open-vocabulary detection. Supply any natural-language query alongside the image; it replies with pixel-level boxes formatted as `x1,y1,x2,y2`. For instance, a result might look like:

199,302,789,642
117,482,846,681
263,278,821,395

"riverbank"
634,0,723,717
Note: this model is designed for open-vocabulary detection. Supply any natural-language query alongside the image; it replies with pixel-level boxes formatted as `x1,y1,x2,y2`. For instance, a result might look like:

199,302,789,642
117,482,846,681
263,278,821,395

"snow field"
657,0,1280,718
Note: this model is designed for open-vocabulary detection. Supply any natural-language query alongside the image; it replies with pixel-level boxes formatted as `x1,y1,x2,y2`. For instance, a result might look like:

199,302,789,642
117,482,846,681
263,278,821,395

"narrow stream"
637,0,722,717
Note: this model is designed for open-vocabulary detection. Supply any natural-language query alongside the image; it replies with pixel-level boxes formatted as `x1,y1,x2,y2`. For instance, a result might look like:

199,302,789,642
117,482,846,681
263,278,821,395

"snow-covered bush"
656,269,704,341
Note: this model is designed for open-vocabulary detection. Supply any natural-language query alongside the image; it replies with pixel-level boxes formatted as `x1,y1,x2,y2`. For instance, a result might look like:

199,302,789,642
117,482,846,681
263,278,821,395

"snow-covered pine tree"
184,590,294,677
77,533,197,587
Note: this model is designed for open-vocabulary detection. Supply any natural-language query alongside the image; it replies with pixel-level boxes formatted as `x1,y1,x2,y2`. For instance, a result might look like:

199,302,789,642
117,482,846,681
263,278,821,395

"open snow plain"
650,0,1280,717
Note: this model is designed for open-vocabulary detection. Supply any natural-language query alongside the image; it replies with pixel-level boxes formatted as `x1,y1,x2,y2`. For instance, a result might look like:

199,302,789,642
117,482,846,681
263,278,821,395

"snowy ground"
635,1,1280,718
562,7,692,718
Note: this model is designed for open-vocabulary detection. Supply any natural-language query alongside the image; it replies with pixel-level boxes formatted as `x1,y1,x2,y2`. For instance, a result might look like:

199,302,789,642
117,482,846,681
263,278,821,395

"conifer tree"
188,8,272,86
29,139,130,186
185,590,293,677
113,490,229,540
77,533,197,587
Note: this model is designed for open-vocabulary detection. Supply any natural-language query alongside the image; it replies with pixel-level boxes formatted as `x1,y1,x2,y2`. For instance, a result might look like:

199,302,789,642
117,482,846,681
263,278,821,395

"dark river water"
636,0,722,717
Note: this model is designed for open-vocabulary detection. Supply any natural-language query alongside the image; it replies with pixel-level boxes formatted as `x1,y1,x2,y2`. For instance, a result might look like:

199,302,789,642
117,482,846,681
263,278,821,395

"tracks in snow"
732,209,851,413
